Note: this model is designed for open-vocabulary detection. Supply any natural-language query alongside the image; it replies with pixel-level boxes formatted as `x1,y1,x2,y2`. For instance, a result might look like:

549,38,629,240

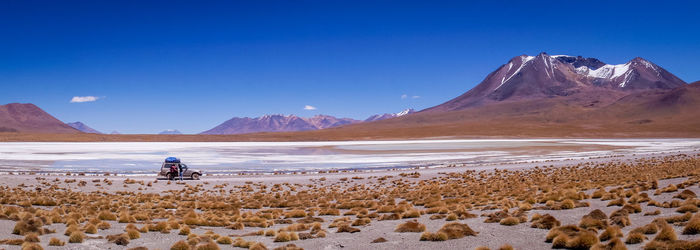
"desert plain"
0,139,699,250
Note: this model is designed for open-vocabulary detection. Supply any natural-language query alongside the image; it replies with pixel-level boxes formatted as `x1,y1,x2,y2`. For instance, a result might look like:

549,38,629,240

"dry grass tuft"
676,204,698,213
591,237,626,250
106,233,130,246
337,224,361,233
216,236,232,244
84,224,97,234
249,242,267,250
437,222,478,239
96,221,111,230
682,215,700,235
654,221,677,241
531,214,561,229
12,217,46,236
48,237,65,246
643,209,661,216
179,225,191,235
631,223,658,235
98,211,117,221
643,239,700,250
599,226,622,242
625,232,647,244
395,220,426,232
194,241,220,250
673,189,696,200
272,244,303,250
23,233,39,243
68,231,85,243
420,231,448,241
371,237,388,243
126,229,140,239
566,230,599,249
498,244,514,250
500,217,520,226
274,231,293,242
20,242,43,250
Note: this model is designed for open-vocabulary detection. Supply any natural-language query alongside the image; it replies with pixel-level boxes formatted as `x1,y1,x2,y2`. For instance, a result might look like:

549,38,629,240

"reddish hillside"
0,103,79,133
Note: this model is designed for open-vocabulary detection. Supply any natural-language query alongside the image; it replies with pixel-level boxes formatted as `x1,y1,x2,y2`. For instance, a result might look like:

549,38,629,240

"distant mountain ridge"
159,129,182,135
201,114,361,135
201,109,415,135
67,122,101,134
0,103,78,133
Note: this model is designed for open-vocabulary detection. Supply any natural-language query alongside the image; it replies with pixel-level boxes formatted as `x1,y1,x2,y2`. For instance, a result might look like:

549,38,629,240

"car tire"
167,173,175,180
191,173,200,180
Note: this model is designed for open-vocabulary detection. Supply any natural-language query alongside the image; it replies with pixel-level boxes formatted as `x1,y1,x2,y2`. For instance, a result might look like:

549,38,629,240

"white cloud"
401,94,408,99
412,95,420,99
401,94,420,99
303,105,317,110
70,96,100,103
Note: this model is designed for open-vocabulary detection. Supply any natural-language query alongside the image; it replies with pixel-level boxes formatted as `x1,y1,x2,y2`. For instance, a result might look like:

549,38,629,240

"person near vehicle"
169,164,178,180
178,164,187,181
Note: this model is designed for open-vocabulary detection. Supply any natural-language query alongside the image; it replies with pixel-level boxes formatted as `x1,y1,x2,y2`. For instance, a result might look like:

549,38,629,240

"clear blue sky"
1,1,699,134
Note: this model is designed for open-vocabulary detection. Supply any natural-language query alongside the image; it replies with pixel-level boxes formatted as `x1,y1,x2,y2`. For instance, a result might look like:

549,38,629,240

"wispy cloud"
303,105,317,110
70,96,100,103
411,95,420,99
401,94,420,99
401,94,408,99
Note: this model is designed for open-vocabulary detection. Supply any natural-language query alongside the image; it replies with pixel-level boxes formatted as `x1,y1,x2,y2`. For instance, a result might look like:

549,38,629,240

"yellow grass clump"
437,222,478,239
420,231,448,241
500,217,520,226
68,231,85,243
531,214,561,229
395,220,426,232
195,241,220,250
216,236,232,244
625,232,647,244
106,233,130,246
126,228,141,239
48,237,65,246
654,221,678,241
682,215,700,235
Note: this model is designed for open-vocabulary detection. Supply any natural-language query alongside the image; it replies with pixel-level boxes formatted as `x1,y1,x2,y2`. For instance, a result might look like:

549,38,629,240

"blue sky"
1,1,699,134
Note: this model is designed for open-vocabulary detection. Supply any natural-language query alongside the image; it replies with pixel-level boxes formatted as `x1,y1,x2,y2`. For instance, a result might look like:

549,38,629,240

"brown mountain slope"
0,103,79,133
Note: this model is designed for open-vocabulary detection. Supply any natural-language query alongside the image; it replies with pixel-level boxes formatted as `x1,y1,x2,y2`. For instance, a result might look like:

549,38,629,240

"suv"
159,157,202,180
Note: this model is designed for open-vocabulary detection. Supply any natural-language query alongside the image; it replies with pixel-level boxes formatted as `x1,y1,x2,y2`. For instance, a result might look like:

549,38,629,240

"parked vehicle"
158,157,202,180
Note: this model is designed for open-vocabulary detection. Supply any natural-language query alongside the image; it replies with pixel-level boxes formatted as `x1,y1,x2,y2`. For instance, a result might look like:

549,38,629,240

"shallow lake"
0,139,698,174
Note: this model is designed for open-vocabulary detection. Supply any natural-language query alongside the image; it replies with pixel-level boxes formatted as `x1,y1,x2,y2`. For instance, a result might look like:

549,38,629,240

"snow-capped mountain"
67,121,102,134
364,109,416,122
159,129,182,135
430,52,686,111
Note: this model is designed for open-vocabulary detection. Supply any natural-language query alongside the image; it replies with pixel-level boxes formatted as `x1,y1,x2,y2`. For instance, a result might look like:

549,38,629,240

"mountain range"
159,129,183,135
1,53,699,138
296,53,699,138
202,109,416,135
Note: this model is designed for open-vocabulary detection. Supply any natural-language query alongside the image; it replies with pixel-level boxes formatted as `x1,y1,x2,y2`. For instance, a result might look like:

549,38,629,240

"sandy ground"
0,152,698,250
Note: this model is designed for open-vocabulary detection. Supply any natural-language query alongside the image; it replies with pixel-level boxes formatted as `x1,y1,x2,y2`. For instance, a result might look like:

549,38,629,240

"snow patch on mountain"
498,55,535,90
